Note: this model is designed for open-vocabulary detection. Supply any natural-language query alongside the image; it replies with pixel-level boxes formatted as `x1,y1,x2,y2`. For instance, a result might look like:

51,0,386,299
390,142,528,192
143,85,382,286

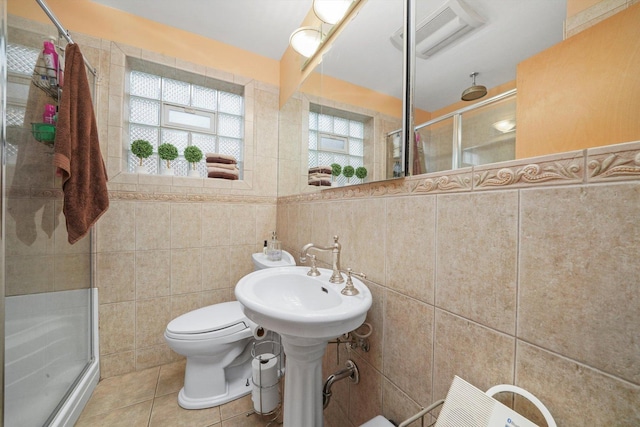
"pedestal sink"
235,266,372,427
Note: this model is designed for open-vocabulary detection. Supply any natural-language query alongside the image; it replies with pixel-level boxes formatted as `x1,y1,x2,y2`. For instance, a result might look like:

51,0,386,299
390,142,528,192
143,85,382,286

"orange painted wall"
515,2,640,159
567,0,603,18
8,0,280,87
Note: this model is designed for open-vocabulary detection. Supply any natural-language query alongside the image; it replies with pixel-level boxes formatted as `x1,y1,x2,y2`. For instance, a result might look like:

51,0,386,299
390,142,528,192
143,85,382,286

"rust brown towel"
205,153,237,164
53,43,109,244
207,171,239,180
308,166,332,175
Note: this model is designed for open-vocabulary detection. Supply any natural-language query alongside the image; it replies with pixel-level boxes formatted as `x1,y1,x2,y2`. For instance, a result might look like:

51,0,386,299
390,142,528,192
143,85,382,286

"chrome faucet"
300,235,344,284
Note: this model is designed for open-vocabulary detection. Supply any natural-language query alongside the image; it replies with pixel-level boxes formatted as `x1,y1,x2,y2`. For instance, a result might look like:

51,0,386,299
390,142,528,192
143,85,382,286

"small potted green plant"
158,142,179,175
184,145,203,177
130,139,153,174
330,163,342,186
355,166,368,184
343,165,355,184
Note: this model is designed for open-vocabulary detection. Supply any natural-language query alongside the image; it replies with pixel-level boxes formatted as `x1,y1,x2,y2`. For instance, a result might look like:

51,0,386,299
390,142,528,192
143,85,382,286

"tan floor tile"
148,392,221,427
219,394,254,420
81,366,160,418
156,359,186,397
220,411,278,427
76,400,153,427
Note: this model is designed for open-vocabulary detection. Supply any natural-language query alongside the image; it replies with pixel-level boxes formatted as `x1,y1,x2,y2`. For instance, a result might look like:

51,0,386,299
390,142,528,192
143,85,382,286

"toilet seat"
166,301,249,341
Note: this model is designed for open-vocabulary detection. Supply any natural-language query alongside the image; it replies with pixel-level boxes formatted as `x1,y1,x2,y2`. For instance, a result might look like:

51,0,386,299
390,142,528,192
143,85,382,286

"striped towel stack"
206,153,239,180
308,166,332,187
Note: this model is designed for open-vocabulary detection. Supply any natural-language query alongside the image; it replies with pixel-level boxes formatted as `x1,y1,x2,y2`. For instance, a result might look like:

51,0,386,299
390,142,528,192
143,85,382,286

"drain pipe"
323,360,359,409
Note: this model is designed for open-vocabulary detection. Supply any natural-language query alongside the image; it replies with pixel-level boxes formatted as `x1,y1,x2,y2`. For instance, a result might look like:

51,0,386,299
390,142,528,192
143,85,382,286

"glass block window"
308,107,365,186
127,69,244,178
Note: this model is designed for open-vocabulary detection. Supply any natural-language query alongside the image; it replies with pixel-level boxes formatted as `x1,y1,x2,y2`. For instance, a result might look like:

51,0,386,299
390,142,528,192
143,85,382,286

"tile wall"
278,141,640,427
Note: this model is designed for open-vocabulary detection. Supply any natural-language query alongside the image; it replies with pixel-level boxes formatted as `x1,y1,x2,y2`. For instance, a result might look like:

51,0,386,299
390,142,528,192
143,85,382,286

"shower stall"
2,1,99,425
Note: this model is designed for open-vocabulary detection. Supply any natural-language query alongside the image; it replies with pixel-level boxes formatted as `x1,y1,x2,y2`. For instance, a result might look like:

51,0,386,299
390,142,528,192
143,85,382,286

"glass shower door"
3,20,94,426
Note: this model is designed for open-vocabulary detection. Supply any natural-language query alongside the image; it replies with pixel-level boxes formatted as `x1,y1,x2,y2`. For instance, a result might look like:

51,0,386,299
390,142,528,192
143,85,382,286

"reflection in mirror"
278,0,404,197
279,0,640,196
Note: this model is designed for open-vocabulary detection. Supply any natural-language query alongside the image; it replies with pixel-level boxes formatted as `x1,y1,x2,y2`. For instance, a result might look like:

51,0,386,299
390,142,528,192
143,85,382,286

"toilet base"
178,360,253,409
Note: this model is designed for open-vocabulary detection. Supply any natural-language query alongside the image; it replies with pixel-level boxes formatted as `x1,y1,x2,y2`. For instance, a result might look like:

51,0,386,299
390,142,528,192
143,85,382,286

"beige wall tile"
519,183,640,383
432,310,515,401
381,379,422,427
170,203,202,249
170,248,203,295
100,351,136,379
348,354,382,426
201,203,231,247
135,250,171,299
99,301,135,355
201,247,231,291
229,245,255,286
516,342,640,426
96,201,136,252
5,255,54,296
255,204,277,248
136,344,173,370
136,297,172,348
230,204,257,245
54,253,91,291
436,191,518,333
356,281,383,371
383,290,433,407
348,198,386,285
136,202,171,250
385,195,436,303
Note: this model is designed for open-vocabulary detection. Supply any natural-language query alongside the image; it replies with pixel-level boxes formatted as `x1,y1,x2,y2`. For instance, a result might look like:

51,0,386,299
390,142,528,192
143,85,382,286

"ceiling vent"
390,0,485,59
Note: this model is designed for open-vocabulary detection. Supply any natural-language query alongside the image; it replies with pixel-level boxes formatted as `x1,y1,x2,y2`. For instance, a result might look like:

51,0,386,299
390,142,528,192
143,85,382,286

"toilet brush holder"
251,338,283,416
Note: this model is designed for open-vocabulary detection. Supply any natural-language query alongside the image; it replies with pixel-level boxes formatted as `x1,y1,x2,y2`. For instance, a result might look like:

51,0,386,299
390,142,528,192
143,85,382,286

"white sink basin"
235,266,372,340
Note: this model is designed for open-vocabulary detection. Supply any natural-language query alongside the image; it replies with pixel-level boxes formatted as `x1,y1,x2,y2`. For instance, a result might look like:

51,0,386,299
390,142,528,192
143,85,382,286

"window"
308,105,366,186
127,67,244,177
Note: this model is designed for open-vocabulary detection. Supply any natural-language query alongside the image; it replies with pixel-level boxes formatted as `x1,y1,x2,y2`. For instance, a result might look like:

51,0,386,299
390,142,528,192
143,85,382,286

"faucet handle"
307,254,321,277
341,268,366,296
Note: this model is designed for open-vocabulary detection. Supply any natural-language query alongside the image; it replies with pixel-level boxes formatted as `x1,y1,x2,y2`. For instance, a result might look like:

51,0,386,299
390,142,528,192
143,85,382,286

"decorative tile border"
472,150,584,190
278,141,640,204
586,140,640,182
109,190,275,204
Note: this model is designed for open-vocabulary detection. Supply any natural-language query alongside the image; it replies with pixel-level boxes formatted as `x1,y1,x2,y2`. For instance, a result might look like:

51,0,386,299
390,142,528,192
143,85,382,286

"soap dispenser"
267,231,282,261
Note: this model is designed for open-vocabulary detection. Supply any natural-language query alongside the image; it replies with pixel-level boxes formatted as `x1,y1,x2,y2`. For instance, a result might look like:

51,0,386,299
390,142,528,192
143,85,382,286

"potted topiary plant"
158,142,179,175
130,139,153,174
343,165,355,184
330,163,342,186
184,145,203,177
355,166,368,184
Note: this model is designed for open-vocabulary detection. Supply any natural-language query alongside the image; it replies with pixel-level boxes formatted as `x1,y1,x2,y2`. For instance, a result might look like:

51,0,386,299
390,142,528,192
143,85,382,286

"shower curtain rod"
35,0,97,76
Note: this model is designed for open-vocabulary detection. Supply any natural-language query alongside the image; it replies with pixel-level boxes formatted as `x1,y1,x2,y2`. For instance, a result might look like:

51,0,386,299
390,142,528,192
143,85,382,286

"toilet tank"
251,251,296,270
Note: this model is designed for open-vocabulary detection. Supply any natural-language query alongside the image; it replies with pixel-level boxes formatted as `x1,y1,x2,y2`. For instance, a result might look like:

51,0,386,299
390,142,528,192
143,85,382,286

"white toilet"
164,250,295,409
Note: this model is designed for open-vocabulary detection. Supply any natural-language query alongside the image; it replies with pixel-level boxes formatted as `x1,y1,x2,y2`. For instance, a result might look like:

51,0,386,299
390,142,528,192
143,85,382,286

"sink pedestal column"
280,335,328,427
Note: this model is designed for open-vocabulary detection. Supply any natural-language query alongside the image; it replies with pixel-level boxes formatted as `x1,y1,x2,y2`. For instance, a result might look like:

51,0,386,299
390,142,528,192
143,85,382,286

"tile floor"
76,360,281,427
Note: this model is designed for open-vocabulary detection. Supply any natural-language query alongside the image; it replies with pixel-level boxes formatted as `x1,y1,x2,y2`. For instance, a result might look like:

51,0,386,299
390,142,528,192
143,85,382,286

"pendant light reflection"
289,0,353,58
313,0,353,25
289,27,323,58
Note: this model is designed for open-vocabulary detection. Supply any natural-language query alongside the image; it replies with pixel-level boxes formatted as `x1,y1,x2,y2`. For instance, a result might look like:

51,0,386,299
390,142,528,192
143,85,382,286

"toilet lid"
166,301,248,335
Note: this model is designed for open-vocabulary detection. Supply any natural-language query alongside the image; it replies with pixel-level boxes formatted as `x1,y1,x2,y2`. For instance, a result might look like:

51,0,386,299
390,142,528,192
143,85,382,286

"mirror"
279,0,639,196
